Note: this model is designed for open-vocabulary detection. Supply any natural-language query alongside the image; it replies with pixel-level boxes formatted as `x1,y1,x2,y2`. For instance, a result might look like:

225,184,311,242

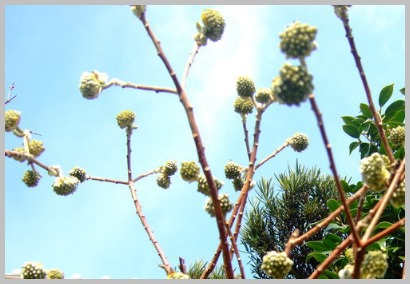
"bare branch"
308,93,361,246
103,78,177,95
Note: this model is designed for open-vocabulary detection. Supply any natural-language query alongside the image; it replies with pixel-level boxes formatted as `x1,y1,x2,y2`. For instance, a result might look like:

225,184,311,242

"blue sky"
4,5,405,279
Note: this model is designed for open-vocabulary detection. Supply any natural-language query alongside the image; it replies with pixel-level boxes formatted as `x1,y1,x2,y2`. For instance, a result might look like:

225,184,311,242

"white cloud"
101,275,111,279
70,273,84,279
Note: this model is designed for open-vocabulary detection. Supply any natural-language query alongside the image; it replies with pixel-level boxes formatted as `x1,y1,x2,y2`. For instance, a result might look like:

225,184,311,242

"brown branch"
178,257,187,274
309,235,353,279
337,8,394,163
181,43,200,89
86,175,128,185
103,79,177,95
362,217,405,248
242,119,251,161
225,222,246,279
129,181,172,274
5,150,55,173
5,83,17,105
255,141,289,170
362,159,405,241
138,13,234,278
132,167,162,183
289,185,368,250
308,94,361,246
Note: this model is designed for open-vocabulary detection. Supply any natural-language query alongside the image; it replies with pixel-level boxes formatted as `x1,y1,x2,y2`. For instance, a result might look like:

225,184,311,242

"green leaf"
306,241,327,251
388,110,405,125
400,87,405,95
378,84,394,108
359,143,370,158
360,103,373,119
327,199,340,212
349,141,360,154
324,222,346,233
385,100,405,121
306,251,327,263
323,234,341,250
341,116,356,125
322,269,339,279
342,125,360,138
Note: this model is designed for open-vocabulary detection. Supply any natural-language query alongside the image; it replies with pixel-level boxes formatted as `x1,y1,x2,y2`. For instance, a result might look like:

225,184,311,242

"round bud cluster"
236,76,256,98
5,110,21,132
167,272,190,279
338,264,354,279
28,140,45,158
22,170,41,187
130,5,146,19
390,181,405,208
197,174,223,196
360,250,388,279
233,97,254,115
272,63,314,106
68,167,87,183
232,177,244,191
156,174,171,189
344,248,355,264
256,88,275,104
12,147,27,162
52,176,79,196
360,153,390,192
201,9,225,42
47,268,64,279
21,262,47,279
162,161,178,176
288,132,309,152
261,251,293,279
180,161,200,182
79,70,108,100
279,21,317,59
388,126,405,147
224,161,242,179
204,193,233,217
116,110,136,129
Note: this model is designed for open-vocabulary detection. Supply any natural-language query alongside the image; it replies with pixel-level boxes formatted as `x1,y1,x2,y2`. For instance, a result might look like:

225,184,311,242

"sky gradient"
4,5,405,279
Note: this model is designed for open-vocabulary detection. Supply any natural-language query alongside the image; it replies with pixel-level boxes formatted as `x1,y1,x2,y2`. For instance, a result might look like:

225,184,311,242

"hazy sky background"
5,5,405,279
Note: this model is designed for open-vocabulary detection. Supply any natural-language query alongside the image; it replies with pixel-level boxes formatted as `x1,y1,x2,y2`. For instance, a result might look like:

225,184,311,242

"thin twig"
132,167,163,183
103,79,177,95
255,141,289,170
5,83,17,105
309,235,353,279
337,8,394,163
225,222,246,279
86,175,128,185
129,181,172,274
138,13,235,278
242,119,251,161
362,217,405,248
181,43,200,89
308,94,361,246
5,150,54,173
178,257,187,274
361,159,405,241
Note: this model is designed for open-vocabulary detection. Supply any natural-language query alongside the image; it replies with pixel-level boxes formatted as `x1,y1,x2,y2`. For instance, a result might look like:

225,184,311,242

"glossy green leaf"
379,84,394,108
306,251,327,263
327,199,340,212
360,103,373,119
322,269,339,279
349,141,360,154
323,234,342,250
385,100,405,121
400,87,405,95
341,116,356,125
324,222,346,233
306,241,327,251
359,143,370,158
342,125,360,138
388,110,405,125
